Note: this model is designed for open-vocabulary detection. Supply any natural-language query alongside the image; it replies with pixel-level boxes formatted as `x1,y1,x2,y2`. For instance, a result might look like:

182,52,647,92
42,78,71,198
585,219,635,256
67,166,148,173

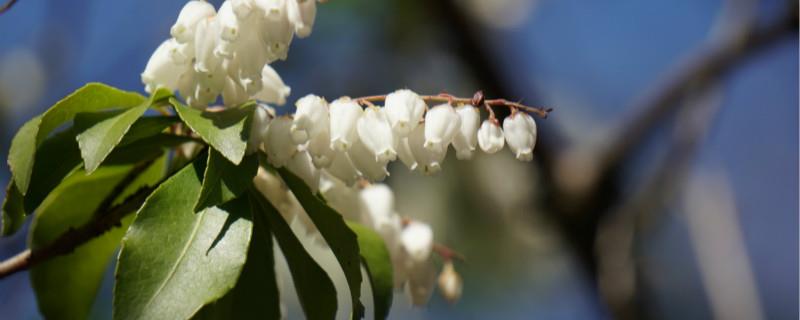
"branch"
0,161,158,279
355,91,553,118
0,0,17,15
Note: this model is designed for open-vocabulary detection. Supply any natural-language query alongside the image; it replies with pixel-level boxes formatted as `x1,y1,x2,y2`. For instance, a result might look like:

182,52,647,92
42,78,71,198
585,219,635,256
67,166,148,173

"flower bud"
286,150,320,192
254,64,291,106
291,94,328,144
477,120,504,153
357,107,397,163
264,116,297,167
170,0,216,43
325,151,360,186
384,89,426,136
141,39,184,94
503,112,537,161
409,124,446,175
424,104,461,153
437,261,463,304
287,0,317,38
329,97,363,151
348,139,389,182
451,105,480,160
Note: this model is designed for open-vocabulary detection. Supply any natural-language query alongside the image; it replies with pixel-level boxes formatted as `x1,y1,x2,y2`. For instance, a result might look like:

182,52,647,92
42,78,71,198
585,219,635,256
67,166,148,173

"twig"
355,92,553,119
0,0,18,15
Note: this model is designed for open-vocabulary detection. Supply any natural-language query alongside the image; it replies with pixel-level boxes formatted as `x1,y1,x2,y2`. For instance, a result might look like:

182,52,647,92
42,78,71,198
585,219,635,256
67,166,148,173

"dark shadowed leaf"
347,222,394,320
250,190,338,320
114,155,253,320
195,151,258,212
30,158,166,320
1,183,25,236
171,98,253,165
278,168,365,319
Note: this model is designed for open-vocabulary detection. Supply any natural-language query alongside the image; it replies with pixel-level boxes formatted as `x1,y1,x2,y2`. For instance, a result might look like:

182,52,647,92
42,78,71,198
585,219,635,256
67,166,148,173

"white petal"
318,172,362,221
287,0,316,38
329,97,363,152
193,17,223,74
384,89,426,137
325,151,360,186
451,105,480,160
291,94,328,144
400,221,433,263
423,103,461,153
356,107,397,163
503,113,537,161
265,116,298,167
409,124,446,175
222,76,249,107
218,1,240,41
141,39,185,93
247,103,276,153
359,184,395,228
477,120,505,154
437,261,463,304
395,137,417,171
286,150,320,192
404,259,436,306
348,139,389,182
255,64,291,105
171,0,216,43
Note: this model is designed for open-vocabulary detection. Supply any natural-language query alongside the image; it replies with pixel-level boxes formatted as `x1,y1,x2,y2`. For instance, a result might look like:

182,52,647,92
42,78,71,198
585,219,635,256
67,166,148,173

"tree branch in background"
0,0,18,15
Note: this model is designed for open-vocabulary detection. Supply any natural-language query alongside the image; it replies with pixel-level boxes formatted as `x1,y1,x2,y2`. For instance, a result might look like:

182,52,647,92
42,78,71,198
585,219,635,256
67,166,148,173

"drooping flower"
477,119,505,154
451,105,480,160
384,89,426,137
423,103,461,153
357,107,397,163
329,97,363,152
503,112,537,161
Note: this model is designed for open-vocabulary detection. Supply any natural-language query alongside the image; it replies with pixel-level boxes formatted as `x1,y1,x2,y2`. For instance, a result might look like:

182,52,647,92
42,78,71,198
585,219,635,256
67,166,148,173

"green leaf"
193,195,281,320
347,222,394,320
1,183,25,236
171,98,253,165
114,155,253,320
30,158,166,320
119,116,180,146
277,168,365,319
9,83,146,194
76,88,173,173
196,151,258,212
250,190,338,320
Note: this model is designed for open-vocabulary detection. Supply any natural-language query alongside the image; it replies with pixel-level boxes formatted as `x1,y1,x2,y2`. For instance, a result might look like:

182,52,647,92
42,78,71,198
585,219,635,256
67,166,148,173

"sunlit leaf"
171,98,254,165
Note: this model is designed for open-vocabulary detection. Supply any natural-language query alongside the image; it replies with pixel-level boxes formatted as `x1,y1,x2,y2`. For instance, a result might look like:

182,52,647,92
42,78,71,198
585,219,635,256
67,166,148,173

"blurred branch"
0,0,18,15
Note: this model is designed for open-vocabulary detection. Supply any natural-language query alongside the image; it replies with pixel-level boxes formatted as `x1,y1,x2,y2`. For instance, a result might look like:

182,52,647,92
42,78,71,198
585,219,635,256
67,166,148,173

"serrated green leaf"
9,83,146,194
278,168,365,319
347,222,394,320
250,190,338,320
193,195,280,320
76,88,173,173
114,155,253,320
195,151,258,212
171,98,253,165
30,158,166,320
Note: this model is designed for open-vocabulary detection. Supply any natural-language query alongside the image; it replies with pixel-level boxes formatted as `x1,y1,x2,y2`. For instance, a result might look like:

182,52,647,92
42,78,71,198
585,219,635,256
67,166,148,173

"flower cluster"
253,168,462,306
141,0,317,108
249,89,539,187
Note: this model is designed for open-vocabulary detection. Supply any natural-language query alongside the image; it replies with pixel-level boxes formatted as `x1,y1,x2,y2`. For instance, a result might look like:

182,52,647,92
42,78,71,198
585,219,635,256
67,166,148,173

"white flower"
141,39,184,94
286,150,320,192
409,124,447,175
451,105,480,160
287,0,317,38
358,184,394,227
247,103,275,153
424,103,461,153
356,107,397,163
405,259,436,306
329,97,363,151
477,120,504,153
395,137,417,171
319,173,362,221
384,89,426,137
325,151,360,186
503,112,537,161
437,261,463,304
170,0,216,43
306,129,335,168
217,1,240,42
254,64,291,105
264,116,297,167
193,17,223,74
348,139,389,182
401,221,433,263
258,0,295,61
222,76,249,107
229,0,255,18
291,94,328,144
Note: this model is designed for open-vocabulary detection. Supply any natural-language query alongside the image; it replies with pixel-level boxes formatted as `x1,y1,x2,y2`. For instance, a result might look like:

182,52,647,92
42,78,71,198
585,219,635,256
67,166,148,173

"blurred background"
0,0,797,319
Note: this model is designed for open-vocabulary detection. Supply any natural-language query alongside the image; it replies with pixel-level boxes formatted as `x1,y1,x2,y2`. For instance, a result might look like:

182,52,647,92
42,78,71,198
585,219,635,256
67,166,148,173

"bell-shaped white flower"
424,103,461,153
384,89,426,137
258,1,295,61
307,129,335,168
451,105,480,160
193,17,223,74
178,68,220,109
286,150,320,192
395,137,417,171
409,124,447,175
401,220,434,263
247,103,275,153
359,184,395,227
477,120,504,153
503,112,537,161
357,107,397,163
287,0,316,38
170,0,216,43
222,76,249,107
254,64,291,105
217,1,240,42
405,259,436,306
329,97,363,151
229,0,255,18
437,261,463,304
141,39,185,94
325,151,360,186
348,139,389,182
264,116,298,167
290,94,328,144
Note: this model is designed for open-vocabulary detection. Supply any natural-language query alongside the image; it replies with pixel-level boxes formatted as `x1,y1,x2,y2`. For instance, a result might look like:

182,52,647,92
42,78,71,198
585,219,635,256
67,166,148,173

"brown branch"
354,92,553,119
0,0,18,15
